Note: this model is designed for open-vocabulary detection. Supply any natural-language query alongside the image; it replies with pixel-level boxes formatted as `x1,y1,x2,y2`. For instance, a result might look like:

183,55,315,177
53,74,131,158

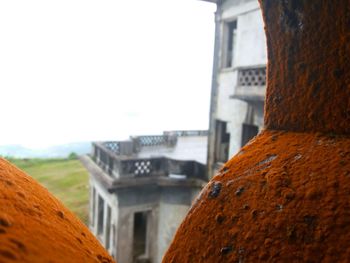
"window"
241,105,259,146
224,20,237,68
214,120,230,163
241,123,258,146
97,195,104,235
133,211,149,262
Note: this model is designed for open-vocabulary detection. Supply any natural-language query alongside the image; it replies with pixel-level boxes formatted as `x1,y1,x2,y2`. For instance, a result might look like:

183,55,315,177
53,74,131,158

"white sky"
0,0,215,148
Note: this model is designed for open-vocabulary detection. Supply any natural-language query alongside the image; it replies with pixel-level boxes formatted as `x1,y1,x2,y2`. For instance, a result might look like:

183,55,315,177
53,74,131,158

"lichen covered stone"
0,158,115,263
164,130,350,262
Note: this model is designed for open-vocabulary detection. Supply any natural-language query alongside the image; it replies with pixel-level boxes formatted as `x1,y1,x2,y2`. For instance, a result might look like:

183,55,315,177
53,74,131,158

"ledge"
80,155,207,192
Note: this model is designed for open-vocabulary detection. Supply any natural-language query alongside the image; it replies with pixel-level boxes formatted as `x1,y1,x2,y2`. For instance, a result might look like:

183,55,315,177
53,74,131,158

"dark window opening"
225,20,237,68
241,123,258,146
214,120,230,163
97,195,104,235
133,211,148,262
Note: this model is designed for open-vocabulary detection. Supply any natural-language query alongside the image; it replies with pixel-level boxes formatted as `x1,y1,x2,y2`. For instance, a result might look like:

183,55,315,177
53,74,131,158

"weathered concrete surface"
90,174,202,263
207,0,267,178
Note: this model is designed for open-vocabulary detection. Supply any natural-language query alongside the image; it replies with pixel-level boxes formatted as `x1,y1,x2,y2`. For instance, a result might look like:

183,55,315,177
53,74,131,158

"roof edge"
197,0,217,3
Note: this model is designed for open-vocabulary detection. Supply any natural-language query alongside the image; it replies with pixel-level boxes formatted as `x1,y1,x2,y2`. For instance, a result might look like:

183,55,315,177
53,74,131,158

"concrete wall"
156,187,199,263
216,71,248,157
89,173,203,263
89,177,119,258
234,9,267,68
221,0,256,10
116,186,160,263
208,0,267,178
217,1,266,156
90,178,161,263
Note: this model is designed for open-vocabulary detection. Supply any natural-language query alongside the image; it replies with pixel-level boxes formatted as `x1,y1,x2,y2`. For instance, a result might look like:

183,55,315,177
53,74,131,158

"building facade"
204,0,267,178
81,131,208,263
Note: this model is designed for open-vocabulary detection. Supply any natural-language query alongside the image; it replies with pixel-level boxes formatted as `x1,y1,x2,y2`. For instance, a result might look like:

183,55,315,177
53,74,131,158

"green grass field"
7,158,90,224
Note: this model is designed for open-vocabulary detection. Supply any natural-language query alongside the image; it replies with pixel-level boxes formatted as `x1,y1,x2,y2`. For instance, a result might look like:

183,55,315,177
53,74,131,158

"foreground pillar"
163,1,350,262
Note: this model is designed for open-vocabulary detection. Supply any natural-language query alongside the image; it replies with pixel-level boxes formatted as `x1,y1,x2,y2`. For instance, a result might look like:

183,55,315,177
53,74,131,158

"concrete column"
89,185,95,229
207,5,222,179
116,209,133,263
103,201,109,247
93,191,99,236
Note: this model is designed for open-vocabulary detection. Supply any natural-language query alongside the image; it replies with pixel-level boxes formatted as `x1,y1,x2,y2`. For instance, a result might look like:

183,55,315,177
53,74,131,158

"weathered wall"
90,177,119,258
234,9,266,67
89,182,203,263
221,0,258,17
116,187,159,263
156,187,198,263
216,71,247,157
211,0,267,161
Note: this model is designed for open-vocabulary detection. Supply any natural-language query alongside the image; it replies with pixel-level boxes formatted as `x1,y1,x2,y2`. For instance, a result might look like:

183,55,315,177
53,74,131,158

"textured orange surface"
263,0,350,134
163,0,350,262
164,130,350,262
0,158,115,263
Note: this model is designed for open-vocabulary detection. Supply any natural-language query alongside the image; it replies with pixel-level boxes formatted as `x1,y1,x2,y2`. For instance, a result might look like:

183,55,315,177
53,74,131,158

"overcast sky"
0,0,215,148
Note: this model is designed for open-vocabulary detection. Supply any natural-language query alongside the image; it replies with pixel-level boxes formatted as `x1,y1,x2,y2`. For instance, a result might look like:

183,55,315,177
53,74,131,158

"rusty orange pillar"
163,1,350,262
262,0,350,134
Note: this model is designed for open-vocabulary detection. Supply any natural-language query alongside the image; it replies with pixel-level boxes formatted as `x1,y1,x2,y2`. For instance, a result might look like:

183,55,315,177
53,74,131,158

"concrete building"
81,130,208,263
203,0,267,178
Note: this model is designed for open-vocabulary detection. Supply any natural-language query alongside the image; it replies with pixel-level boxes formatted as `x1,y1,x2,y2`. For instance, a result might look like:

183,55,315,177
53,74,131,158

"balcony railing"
92,142,206,180
103,141,121,154
232,67,266,102
136,135,166,146
94,131,208,157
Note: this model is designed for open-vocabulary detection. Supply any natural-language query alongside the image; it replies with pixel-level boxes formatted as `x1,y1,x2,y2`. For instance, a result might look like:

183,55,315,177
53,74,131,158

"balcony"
82,132,208,191
93,141,205,177
231,67,266,102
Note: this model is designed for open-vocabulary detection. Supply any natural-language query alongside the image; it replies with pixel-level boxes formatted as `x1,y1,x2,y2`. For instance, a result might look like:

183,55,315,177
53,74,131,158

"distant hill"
0,142,91,158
